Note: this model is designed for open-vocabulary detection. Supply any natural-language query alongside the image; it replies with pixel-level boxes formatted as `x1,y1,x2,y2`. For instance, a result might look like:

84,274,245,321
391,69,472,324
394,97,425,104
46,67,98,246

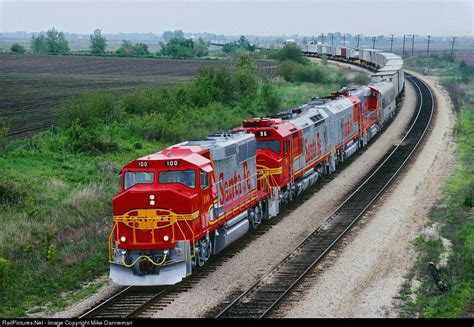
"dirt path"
280,72,456,318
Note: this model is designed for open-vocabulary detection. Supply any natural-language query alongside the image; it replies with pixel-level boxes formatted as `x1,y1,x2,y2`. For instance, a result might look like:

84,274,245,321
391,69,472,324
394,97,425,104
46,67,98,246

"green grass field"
0,56,356,317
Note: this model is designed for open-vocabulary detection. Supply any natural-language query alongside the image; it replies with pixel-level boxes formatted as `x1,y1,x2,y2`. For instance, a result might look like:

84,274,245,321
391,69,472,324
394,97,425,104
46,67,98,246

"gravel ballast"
280,72,456,318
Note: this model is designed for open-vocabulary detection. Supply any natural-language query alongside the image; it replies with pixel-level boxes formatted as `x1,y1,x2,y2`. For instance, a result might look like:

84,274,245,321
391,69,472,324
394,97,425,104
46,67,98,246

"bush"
65,122,119,154
160,38,196,58
269,43,309,65
133,113,187,143
59,93,119,128
120,89,162,115
0,257,9,300
277,60,330,84
277,60,299,82
294,64,329,83
232,56,258,99
115,40,150,57
0,121,9,156
10,44,26,54
321,54,328,65
351,72,370,85
0,176,30,207
261,82,281,111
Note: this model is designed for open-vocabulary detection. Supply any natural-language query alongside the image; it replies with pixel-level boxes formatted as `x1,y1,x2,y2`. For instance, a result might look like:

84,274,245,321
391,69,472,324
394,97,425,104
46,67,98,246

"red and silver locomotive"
109,45,405,285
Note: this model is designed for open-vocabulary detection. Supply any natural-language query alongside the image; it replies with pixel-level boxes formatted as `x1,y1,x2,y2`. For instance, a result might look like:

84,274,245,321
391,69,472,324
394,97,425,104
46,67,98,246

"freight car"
109,44,405,285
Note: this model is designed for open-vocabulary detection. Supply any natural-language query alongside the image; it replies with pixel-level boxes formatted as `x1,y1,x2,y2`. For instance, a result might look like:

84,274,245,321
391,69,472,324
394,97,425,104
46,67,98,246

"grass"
398,56,474,318
0,56,348,316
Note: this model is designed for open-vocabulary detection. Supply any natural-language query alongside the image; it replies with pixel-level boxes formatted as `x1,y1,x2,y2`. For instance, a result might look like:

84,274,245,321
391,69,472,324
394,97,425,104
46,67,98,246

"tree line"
9,28,264,59
9,28,210,58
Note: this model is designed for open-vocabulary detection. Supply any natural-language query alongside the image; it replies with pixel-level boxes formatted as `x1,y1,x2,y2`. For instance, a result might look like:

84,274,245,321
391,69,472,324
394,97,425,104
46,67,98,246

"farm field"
0,55,275,139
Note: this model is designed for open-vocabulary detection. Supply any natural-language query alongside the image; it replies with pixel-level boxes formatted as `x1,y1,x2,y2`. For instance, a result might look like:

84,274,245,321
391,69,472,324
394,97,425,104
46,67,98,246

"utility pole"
390,34,394,52
426,35,431,57
331,33,334,46
411,35,415,56
357,34,360,49
451,37,456,61
343,34,346,46
321,33,325,44
372,36,376,49
402,34,406,58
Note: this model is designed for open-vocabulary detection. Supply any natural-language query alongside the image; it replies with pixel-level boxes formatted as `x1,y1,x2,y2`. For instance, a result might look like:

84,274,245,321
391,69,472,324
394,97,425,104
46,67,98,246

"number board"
165,160,180,167
256,130,271,137
137,161,148,167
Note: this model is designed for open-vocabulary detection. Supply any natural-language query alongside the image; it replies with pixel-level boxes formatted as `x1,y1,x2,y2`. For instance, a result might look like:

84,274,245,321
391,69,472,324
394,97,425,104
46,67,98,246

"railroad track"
78,286,168,318
78,74,432,319
214,74,434,318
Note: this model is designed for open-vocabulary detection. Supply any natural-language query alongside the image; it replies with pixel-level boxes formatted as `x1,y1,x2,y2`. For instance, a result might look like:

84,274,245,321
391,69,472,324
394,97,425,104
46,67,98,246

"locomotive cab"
110,146,216,285
237,118,301,189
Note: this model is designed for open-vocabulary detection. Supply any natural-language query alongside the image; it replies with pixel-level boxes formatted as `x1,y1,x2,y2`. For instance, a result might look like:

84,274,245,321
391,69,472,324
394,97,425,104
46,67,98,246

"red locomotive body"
109,45,405,286
109,132,266,285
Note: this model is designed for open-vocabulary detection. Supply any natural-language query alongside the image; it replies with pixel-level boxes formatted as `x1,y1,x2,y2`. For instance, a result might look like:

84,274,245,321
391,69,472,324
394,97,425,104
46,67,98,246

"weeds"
0,55,343,316
398,56,474,317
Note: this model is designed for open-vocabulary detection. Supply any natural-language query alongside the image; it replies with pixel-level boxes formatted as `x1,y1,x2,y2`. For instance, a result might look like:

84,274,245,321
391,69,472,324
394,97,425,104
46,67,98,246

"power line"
426,35,431,57
402,34,406,58
451,37,456,61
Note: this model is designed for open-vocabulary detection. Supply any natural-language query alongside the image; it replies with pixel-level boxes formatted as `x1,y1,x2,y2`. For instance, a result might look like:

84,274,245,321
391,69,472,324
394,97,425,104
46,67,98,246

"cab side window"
201,170,209,189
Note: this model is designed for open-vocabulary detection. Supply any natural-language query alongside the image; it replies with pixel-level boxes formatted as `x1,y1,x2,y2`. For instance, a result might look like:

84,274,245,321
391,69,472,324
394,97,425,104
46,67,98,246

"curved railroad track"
214,74,434,318
78,74,433,319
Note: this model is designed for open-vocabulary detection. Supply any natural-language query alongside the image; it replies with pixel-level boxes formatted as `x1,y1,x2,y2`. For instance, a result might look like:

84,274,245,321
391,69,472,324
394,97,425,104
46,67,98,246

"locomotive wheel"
249,206,262,229
195,239,212,267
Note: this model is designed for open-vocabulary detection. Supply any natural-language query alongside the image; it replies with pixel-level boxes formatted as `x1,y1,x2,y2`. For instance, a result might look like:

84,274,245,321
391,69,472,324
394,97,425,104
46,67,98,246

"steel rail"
215,74,434,318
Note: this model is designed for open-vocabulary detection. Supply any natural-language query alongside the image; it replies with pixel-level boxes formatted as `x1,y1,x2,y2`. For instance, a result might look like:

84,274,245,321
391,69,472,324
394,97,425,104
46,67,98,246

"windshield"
159,170,196,188
257,140,281,154
124,171,154,190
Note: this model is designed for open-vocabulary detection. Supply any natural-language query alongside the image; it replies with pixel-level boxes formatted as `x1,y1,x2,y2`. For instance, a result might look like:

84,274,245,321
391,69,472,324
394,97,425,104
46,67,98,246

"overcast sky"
0,0,472,36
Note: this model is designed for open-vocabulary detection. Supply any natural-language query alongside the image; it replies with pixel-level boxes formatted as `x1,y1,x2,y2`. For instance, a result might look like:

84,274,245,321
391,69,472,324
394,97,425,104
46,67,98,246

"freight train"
109,45,405,285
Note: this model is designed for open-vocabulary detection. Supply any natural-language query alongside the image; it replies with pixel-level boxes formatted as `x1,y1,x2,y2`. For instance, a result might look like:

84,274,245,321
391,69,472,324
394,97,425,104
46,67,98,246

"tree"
160,38,195,58
222,42,239,54
90,29,107,55
232,55,258,98
269,43,308,64
115,40,135,56
195,38,208,57
10,43,26,54
31,33,48,54
45,28,69,55
163,30,185,42
115,41,150,57
134,43,149,56
239,36,249,47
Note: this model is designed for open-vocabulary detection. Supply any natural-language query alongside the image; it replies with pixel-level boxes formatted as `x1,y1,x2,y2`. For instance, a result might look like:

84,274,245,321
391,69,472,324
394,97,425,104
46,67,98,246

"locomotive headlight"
149,200,155,206
120,236,126,242
163,235,169,242
149,194,155,200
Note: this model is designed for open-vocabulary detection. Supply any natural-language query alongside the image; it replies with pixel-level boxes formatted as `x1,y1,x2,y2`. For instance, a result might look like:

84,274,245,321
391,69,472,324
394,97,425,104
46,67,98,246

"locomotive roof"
185,130,254,149
239,117,298,138
132,145,211,168
307,96,354,114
